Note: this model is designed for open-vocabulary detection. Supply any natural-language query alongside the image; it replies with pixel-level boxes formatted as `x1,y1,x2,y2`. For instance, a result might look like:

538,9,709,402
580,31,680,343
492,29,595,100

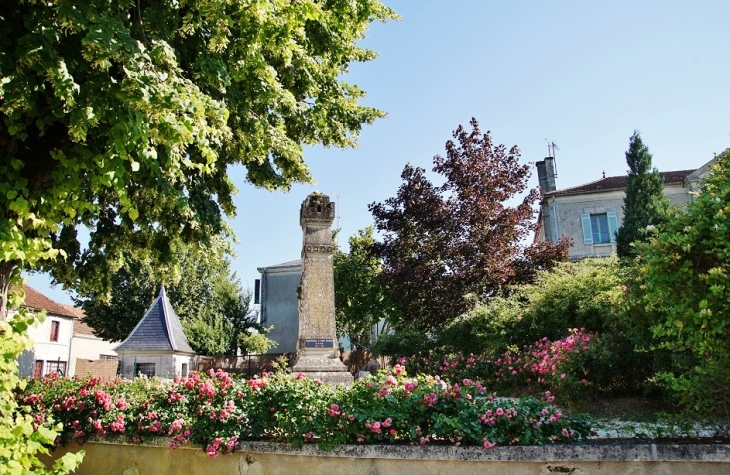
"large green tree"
333,227,396,354
615,131,671,258
74,238,272,356
0,0,397,318
369,119,568,332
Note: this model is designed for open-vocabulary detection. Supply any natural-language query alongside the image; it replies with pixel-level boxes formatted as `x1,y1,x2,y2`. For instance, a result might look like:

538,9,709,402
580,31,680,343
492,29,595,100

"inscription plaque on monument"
291,192,353,385
304,338,334,348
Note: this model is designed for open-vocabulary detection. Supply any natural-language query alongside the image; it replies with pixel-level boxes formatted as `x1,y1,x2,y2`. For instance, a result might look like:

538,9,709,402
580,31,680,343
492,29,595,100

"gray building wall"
257,261,302,354
542,183,694,260
117,352,194,379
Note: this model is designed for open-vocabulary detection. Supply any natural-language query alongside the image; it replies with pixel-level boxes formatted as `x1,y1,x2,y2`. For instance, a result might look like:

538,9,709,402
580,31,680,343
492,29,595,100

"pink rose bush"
399,328,596,397
17,364,591,456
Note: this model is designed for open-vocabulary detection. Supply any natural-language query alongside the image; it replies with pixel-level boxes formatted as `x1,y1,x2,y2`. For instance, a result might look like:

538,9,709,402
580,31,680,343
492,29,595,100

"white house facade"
535,156,716,260
15,286,77,378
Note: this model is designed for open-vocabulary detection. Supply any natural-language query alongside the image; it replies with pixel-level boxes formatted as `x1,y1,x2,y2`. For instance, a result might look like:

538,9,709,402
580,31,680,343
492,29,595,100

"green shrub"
371,330,434,359
440,258,625,355
434,257,657,399
636,149,730,419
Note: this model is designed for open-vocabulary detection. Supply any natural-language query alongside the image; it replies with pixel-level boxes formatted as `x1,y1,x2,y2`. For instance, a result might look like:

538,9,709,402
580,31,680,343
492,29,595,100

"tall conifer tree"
616,131,671,258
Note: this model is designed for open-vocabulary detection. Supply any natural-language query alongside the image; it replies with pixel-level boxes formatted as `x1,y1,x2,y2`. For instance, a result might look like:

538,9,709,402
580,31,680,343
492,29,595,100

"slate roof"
257,259,302,273
546,170,695,196
20,285,78,319
114,286,195,354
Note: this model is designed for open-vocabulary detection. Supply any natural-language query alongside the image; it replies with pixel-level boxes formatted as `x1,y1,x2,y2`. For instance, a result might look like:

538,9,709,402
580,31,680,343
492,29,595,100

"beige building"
535,157,716,260
14,286,119,379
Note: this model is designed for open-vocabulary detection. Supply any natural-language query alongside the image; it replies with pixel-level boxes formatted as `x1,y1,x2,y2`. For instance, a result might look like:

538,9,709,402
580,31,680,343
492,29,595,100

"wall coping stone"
86,437,730,463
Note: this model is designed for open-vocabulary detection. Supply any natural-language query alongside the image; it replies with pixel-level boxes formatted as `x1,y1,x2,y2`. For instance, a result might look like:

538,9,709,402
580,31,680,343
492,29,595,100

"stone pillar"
291,192,353,385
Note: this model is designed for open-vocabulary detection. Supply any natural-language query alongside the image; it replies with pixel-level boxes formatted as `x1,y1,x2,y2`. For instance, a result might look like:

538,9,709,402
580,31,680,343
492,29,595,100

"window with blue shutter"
582,213,616,245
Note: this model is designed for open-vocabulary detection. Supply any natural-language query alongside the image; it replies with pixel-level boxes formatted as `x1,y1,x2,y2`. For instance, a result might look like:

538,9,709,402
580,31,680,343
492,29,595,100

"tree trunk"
0,260,19,322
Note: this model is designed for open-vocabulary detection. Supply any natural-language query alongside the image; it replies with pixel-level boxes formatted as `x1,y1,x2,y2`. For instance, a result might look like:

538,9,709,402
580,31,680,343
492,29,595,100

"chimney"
536,157,557,196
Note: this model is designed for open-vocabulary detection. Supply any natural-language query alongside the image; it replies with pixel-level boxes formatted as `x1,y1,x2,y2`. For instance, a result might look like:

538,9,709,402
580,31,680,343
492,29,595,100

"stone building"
256,259,302,354
535,156,716,260
114,286,196,379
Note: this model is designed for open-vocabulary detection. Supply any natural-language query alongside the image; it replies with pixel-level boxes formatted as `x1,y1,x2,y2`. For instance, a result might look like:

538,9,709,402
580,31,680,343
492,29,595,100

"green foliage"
442,258,625,352
371,330,434,359
615,131,672,258
20,367,592,453
1,309,83,474
637,149,730,419
333,227,397,352
75,238,273,355
435,258,653,398
0,0,398,316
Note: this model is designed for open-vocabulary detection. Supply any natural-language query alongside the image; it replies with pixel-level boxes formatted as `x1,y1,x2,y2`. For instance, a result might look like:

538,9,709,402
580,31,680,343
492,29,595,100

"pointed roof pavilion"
114,286,195,354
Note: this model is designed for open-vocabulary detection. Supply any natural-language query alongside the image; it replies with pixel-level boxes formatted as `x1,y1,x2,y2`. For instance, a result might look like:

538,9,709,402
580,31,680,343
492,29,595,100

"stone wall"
73,359,118,381
45,440,730,475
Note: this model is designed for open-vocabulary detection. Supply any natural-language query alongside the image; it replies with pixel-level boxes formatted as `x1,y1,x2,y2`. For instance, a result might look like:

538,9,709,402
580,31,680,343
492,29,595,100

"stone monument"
291,192,353,385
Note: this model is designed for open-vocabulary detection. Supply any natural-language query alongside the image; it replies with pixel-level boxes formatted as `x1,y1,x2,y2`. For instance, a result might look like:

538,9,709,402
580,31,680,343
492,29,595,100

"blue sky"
28,0,730,306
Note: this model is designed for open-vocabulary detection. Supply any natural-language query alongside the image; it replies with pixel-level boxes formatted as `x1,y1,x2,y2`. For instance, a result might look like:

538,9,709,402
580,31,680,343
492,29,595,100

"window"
33,361,43,379
590,214,610,243
181,363,188,377
136,363,156,377
581,212,618,245
45,361,67,376
99,354,118,361
49,321,60,342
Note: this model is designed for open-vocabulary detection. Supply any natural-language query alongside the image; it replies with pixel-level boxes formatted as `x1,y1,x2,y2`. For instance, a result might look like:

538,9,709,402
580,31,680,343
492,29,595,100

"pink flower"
328,404,340,417
560,374,566,379
483,439,497,449
495,408,504,416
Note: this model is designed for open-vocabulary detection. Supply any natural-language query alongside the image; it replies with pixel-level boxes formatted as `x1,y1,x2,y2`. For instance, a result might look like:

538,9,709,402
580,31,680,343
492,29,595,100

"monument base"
291,353,354,386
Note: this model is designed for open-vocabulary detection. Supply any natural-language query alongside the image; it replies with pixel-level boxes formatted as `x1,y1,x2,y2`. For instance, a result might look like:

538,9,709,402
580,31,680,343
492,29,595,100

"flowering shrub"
400,329,596,397
18,365,591,456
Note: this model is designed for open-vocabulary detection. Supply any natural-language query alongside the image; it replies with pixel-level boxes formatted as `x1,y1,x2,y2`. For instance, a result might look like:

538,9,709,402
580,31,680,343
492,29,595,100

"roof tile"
547,170,695,196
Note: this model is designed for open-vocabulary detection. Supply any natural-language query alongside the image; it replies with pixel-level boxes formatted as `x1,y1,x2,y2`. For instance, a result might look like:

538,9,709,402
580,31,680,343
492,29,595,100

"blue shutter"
581,214,593,245
607,212,619,243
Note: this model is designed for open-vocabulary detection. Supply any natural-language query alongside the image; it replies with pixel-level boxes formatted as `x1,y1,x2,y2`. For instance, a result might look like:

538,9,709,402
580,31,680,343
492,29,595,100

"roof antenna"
545,139,559,178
